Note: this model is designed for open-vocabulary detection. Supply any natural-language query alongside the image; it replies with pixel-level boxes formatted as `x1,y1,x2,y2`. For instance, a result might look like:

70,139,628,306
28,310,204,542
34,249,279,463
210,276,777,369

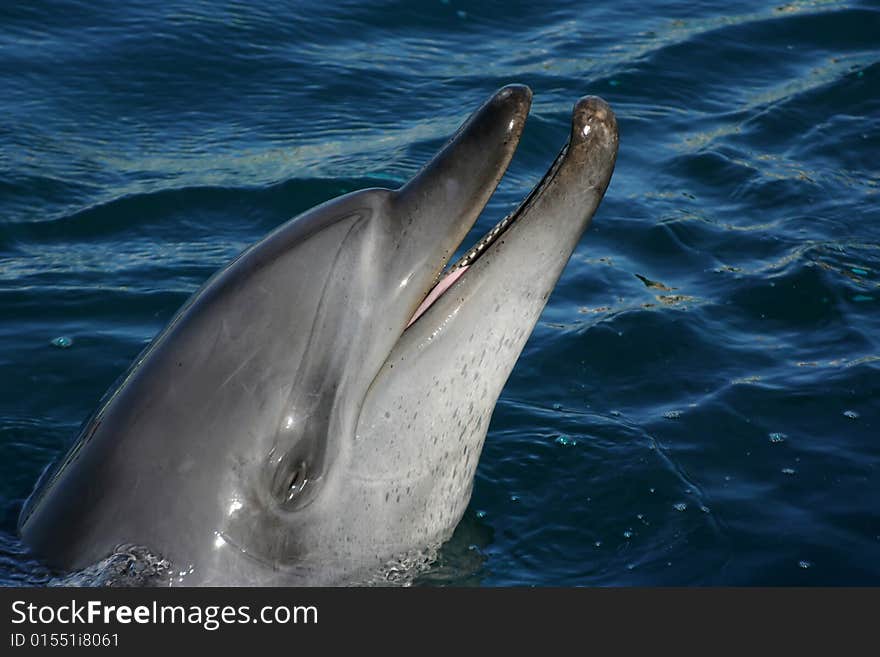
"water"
1,0,878,586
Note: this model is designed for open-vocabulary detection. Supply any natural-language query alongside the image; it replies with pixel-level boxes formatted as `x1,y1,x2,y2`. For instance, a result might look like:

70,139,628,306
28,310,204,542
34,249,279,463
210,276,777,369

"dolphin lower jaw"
349,97,619,577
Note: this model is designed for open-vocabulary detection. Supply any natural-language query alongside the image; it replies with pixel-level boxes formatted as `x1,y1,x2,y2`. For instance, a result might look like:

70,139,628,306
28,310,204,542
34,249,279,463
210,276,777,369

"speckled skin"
18,87,618,585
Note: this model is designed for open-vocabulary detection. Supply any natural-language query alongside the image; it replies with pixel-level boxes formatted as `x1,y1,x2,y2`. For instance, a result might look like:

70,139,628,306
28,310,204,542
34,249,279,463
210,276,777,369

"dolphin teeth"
405,140,573,331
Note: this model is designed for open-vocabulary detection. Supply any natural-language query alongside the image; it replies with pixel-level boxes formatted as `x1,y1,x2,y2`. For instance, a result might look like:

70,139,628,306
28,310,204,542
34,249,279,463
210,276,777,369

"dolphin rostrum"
19,85,618,585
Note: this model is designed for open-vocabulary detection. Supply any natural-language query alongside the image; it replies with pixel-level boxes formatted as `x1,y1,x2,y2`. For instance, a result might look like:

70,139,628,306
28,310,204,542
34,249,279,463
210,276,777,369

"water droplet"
649,487,655,494
475,510,487,519
673,502,687,512
843,410,859,419
798,560,812,569
50,336,73,349
623,530,633,539
769,432,787,443
700,505,710,513
663,410,682,419
510,494,520,502
782,467,796,475
594,541,602,548
554,435,577,447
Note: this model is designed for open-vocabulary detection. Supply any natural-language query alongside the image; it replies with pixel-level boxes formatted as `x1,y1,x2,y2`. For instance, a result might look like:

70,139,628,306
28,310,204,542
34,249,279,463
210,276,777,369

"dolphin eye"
268,442,325,512
270,456,318,511
284,463,308,502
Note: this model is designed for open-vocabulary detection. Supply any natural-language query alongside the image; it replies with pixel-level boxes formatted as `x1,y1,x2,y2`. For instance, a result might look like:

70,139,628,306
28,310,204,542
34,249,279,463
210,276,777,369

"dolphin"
19,85,618,585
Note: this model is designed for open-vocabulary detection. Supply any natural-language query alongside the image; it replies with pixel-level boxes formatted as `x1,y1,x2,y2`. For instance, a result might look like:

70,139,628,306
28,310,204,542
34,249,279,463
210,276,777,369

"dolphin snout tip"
497,83,532,102
493,84,533,116
571,95,618,145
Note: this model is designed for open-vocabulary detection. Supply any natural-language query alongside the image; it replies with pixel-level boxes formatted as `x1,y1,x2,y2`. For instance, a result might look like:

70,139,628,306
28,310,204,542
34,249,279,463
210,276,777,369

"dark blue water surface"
1,0,878,586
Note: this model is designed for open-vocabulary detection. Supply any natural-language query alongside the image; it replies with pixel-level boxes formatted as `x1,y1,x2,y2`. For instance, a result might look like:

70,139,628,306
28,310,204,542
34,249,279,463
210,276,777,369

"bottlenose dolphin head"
18,86,618,585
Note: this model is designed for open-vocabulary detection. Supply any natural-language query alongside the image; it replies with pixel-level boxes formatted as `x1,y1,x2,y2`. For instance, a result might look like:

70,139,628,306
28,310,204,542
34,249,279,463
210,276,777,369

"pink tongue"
406,266,469,329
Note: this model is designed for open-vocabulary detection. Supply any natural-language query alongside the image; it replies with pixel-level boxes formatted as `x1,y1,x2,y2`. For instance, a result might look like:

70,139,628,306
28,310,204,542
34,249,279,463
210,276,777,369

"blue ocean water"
1,0,878,586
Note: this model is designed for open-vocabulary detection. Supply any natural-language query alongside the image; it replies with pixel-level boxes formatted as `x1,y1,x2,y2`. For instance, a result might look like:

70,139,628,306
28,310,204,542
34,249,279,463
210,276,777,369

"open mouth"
405,141,571,329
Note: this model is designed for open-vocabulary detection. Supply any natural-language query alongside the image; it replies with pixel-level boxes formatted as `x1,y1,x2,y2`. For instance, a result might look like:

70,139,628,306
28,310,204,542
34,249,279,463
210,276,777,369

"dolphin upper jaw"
386,87,531,289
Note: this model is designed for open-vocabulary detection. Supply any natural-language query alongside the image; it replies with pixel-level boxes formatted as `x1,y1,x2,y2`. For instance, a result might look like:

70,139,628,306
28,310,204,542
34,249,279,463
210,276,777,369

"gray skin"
19,85,618,585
